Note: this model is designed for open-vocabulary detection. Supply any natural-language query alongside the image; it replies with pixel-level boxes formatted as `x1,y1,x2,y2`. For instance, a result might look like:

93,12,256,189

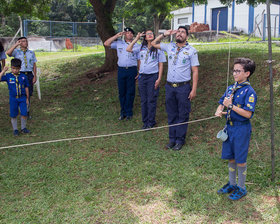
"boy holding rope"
215,58,257,200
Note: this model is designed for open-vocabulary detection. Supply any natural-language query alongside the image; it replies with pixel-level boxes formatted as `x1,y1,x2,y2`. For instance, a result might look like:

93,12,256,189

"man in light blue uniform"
152,26,199,151
104,28,140,120
6,37,37,119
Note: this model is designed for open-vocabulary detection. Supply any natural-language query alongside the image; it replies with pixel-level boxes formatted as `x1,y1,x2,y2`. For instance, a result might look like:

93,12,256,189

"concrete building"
171,0,280,38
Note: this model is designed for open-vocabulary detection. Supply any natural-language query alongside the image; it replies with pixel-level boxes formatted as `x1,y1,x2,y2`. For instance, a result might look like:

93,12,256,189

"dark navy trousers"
138,73,159,127
165,83,191,144
117,66,137,117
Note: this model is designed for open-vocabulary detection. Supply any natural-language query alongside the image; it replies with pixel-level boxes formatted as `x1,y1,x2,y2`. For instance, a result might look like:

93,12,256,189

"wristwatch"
228,104,233,109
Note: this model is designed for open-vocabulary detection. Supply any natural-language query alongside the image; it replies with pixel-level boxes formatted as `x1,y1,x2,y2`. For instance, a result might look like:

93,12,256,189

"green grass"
0,43,279,223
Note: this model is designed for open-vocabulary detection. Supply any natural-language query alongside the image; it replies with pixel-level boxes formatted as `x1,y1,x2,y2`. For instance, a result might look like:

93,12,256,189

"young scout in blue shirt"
0,59,30,136
6,37,37,119
215,58,257,200
127,30,166,129
151,26,199,151
104,28,140,121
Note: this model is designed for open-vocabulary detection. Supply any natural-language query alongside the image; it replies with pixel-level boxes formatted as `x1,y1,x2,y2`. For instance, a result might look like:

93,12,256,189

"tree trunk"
87,0,118,78
153,13,167,37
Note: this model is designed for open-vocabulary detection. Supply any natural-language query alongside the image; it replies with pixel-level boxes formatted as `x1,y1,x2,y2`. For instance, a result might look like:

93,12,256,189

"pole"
266,0,275,181
217,11,221,37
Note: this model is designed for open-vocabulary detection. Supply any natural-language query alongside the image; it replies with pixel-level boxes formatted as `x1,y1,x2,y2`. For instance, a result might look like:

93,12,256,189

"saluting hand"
116,32,125,38
164,30,178,36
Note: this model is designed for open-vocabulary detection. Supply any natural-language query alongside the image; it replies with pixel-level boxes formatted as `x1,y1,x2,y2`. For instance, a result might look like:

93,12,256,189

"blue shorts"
221,121,252,163
9,96,28,118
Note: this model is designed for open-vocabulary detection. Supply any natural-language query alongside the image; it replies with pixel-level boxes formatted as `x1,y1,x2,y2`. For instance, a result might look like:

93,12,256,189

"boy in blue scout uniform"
126,30,166,129
6,37,37,119
104,28,139,120
0,58,30,136
215,58,257,200
151,26,199,151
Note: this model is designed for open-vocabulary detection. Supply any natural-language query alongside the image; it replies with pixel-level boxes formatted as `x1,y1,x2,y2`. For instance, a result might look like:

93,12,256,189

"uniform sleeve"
11,49,18,57
0,51,7,60
190,49,199,67
243,89,257,113
1,74,7,82
132,45,141,54
158,50,166,63
32,51,37,63
110,41,118,49
160,43,168,52
218,91,227,105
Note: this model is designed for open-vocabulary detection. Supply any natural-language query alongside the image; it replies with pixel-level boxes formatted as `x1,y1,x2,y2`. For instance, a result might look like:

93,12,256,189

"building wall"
171,0,280,37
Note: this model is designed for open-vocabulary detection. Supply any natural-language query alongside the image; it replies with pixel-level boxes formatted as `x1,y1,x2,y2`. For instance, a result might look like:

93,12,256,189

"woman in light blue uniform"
127,30,166,129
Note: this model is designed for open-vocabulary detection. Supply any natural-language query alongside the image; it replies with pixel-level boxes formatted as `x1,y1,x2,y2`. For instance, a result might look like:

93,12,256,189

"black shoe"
173,143,184,151
21,128,30,134
126,116,132,120
142,124,148,129
165,142,176,149
118,115,126,120
13,130,19,136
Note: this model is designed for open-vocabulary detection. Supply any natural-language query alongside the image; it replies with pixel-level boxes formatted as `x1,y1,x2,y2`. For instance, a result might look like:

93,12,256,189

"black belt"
22,71,33,75
227,120,250,126
140,72,158,76
167,81,190,88
118,66,136,69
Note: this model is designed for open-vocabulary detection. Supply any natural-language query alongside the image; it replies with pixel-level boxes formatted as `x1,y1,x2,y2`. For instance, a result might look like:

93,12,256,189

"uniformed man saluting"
151,26,199,151
104,28,140,121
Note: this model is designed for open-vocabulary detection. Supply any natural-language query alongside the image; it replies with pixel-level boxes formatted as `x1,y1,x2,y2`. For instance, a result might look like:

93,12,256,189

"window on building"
178,17,188,24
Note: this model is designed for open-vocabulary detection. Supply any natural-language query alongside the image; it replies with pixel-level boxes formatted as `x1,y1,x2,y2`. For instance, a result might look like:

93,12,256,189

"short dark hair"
234,58,256,77
124,27,135,35
17,36,27,41
178,26,189,36
11,58,22,68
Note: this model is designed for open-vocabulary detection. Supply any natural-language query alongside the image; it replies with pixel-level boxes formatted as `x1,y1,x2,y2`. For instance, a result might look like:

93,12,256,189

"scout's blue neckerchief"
173,42,188,65
226,81,250,125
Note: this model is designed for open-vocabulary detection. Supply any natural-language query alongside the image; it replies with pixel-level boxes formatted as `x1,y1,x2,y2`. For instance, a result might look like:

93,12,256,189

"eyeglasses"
232,69,244,74
146,32,153,35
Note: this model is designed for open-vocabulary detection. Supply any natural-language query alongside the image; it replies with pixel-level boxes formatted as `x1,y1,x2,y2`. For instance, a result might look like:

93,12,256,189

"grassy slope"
0,43,279,223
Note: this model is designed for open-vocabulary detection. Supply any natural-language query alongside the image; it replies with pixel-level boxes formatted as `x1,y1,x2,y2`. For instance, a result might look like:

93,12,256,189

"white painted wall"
171,0,280,37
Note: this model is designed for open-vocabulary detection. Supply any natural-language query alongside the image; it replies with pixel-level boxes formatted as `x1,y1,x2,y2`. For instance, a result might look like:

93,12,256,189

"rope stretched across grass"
0,115,218,150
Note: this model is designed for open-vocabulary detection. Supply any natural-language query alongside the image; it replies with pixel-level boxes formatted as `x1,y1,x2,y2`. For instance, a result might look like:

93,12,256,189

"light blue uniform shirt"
134,46,166,74
12,48,37,72
111,40,139,67
160,42,199,82
0,51,6,60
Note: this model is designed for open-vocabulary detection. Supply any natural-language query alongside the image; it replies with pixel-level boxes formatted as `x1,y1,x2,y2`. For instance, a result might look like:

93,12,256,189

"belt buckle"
172,83,178,88
230,121,233,126
126,66,128,69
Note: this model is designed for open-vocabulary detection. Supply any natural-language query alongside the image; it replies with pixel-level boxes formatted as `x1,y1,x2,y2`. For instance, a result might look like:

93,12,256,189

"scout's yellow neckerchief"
226,81,250,125
22,49,28,69
13,73,21,98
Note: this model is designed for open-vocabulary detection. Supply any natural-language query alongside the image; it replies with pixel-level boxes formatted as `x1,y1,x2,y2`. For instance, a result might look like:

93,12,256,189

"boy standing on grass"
0,59,30,136
215,58,257,200
6,37,37,119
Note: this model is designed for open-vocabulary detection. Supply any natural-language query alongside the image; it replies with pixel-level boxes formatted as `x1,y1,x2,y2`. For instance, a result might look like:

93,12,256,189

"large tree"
88,0,118,77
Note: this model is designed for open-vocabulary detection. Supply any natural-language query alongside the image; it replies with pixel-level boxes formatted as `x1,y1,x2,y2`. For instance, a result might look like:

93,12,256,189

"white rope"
0,115,218,150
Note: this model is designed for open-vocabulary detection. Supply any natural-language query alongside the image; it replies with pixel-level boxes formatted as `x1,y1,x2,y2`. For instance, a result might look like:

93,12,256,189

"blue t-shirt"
160,42,199,82
1,72,30,98
219,82,257,122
